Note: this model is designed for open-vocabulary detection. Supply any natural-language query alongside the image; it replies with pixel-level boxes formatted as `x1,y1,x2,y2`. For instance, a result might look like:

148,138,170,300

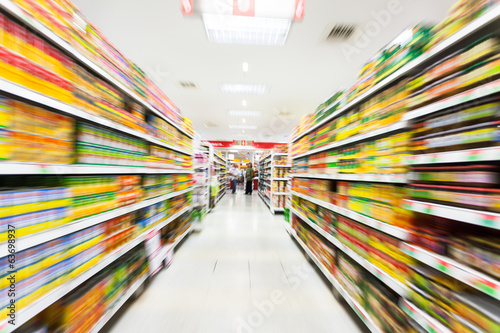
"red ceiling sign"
233,0,255,16
294,0,305,20
207,141,234,148
253,142,279,149
181,0,193,15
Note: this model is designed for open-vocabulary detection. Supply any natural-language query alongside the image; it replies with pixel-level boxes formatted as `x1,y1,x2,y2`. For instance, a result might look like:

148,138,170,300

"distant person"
229,164,239,194
245,163,255,195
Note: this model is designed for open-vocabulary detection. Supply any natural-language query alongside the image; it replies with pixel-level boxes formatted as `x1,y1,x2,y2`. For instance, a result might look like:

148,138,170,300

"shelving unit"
288,4,500,333
208,147,227,210
0,0,197,332
192,140,211,223
258,149,291,214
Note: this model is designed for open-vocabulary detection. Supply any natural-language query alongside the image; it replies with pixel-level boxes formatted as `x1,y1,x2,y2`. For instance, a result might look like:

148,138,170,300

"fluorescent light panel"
203,14,291,46
220,84,269,95
227,110,261,117
229,124,257,130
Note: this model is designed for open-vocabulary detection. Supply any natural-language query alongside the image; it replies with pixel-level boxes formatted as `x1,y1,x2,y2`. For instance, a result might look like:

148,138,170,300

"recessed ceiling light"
229,124,257,130
227,110,261,117
242,118,246,123
221,84,269,95
243,62,249,72
242,100,247,106
203,13,291,46
242,130,245,133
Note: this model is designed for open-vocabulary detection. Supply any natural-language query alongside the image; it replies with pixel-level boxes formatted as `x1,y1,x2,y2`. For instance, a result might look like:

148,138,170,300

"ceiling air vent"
179,81,197,88
326,24,356,40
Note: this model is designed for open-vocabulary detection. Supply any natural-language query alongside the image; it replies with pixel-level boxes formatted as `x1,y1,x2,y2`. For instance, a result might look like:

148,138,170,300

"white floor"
104,190,367,333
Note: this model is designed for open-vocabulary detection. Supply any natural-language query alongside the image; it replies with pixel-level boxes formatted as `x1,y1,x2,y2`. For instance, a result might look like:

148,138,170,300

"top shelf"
291,4,500,143
0,0,194,140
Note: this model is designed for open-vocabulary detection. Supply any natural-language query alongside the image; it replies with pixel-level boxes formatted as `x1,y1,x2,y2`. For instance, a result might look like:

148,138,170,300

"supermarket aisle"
103,191,366,333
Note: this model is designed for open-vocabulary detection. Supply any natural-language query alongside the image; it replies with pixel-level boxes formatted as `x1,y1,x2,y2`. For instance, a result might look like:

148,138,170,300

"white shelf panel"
402,243,500,301
258,191,271,208
272,192,289,195
292,191,410,240
401,300,453,333
292,121,407,160
288,227,382,333
273,178,290,181
273,165,292,168
405,78,500,121
292,173,406,183
291,208,408,297
0,188,192,257
89,274,148,333
404,199,500,230
0,0,194,139
407,147,500,165
291,4,500,143
0,78,193,156
0,162,193,175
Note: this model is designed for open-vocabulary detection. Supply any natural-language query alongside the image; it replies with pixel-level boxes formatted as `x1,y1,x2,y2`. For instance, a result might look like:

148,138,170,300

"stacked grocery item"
0,98,74,163
292,214,336,275
160,210,193,247
16,246,149,333
10,0,194,136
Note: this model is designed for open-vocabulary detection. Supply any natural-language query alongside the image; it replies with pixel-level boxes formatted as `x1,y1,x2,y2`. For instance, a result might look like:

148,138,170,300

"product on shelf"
0,97,74,163
10,0,194,135
273,144,288,154
148,145,192,170
160,210,192,247
76,123,147,167
43,246,148,333
147,114,192,151
273,168,290,178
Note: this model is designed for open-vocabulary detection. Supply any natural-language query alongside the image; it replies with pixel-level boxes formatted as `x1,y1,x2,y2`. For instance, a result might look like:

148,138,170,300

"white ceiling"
73,0,456,142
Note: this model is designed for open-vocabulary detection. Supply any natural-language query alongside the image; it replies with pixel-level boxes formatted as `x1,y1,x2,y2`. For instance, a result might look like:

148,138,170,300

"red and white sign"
207,140,234,148
233,0,255,16
294,0,305,20
181,0,193,15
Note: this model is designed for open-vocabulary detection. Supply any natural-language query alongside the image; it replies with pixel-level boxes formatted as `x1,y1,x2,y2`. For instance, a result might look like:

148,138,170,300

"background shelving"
258,146,290,214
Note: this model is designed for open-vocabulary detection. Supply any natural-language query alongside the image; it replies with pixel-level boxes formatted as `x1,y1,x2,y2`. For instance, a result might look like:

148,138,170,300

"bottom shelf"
160,223,195,263
288,225,382,333
89,274,148,333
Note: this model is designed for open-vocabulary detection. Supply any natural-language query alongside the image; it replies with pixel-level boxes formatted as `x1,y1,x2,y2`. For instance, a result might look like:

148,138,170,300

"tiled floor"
103,191,367,333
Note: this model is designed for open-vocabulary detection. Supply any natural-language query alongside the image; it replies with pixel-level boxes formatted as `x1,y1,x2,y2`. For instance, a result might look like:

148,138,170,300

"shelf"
292,120,407,160
402,243,500,301
0,0,194,140
403,199,500,230
0,227,145,332
404,78,500,121
160,223,195,264
273,165,292,168
258,191,271,208
0,203,191,333
291,4,500,144
272,207,285,212
273,153,288,156
291,191,410,240
0,162,193,175
273,178,290,181
401,300,453,333
216,191,225,204
292,173,406,183
0,189,193,257
291,208,409,298
89,274,148,333
407,147,500,165
288,227,382,333
265,182,271,187
272,192,289,195
0,78,193,156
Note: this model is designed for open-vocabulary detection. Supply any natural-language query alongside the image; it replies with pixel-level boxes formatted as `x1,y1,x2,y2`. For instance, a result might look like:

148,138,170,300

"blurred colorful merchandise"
0,224,105,321
44,247,148,333
9,0,194,136
148,145,192,170
76,123,147,167
0,97,74,163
